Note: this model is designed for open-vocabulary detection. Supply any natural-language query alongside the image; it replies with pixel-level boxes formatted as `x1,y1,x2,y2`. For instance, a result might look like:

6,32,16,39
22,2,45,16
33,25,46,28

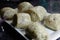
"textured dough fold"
12,13,31,29
26,22,49,40
18,2,33,13
44,14,60,31
25,6,47,22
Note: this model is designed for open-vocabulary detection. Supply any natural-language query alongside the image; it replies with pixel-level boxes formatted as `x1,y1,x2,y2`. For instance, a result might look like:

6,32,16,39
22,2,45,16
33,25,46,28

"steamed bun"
26,22,49,40
25,6,47,22
44,14,60,31
18,2,33,13
12,13,31,29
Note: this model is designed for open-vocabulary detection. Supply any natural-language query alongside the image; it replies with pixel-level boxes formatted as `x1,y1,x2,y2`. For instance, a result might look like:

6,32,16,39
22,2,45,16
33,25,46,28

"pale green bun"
12,13,31,29
18,2,33,13
44,14,60,31
3,9,17,20
25,6,47,22
26,22,49,40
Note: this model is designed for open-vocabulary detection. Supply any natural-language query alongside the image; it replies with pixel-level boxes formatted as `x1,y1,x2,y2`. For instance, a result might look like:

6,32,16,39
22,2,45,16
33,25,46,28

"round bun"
0,7,13,17
25,6,47,22
18,2,33,13
3,9,17,20
26,22,49,40
44,14,60,31
12,13,31,29
1,7,12,12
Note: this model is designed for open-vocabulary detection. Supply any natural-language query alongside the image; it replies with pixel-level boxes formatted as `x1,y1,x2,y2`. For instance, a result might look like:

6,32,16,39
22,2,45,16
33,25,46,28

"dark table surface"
0,31,13,40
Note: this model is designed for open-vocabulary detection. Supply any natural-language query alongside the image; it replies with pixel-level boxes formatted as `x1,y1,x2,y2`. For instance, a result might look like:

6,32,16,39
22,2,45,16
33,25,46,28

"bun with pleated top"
26,22,49,40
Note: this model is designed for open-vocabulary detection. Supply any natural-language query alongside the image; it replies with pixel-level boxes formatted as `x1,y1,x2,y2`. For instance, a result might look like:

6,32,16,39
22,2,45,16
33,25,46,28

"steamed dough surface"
3,9,17,20
1,7,12,12
26,22,49,40
18,2,33,12
25,6,47,22
44,14,60,31
12,13,31,29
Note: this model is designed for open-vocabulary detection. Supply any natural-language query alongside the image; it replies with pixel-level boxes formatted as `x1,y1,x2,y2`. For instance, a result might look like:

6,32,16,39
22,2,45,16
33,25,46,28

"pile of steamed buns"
0,2,60,40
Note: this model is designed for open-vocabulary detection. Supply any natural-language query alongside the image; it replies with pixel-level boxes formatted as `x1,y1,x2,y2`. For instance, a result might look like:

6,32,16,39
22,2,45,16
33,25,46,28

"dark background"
0,0,60,13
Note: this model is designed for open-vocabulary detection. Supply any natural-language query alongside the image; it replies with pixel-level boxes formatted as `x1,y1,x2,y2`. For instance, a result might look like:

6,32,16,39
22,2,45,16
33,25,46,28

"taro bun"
1,7,12,13
12,13,31,29
44,14,60,31
18,2,33,13
25,6,47,22
26,22,49,40
3,9,17,20
0,7,12,17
